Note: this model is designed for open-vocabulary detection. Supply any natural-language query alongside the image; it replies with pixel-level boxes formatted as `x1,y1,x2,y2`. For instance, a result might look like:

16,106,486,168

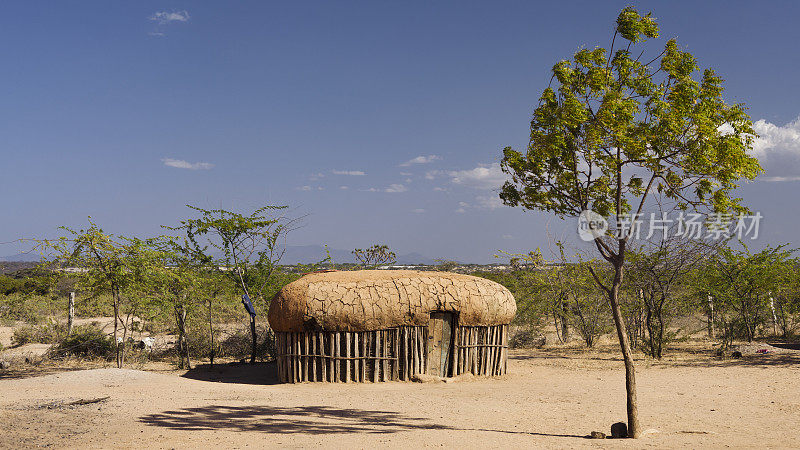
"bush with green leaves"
11,320,66,346
49,324,115,358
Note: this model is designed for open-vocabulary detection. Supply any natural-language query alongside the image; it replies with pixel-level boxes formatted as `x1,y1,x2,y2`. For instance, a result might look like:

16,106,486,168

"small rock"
731,351,743,358
589,431,606,439
0,360,9,370
611,422,627,438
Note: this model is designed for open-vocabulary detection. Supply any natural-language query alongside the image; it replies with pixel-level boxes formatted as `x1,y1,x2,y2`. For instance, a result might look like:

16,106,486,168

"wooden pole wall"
275,323,509,383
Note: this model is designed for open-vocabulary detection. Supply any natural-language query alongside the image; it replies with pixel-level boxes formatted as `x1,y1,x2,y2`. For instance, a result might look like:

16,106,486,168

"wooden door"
427,312,454,377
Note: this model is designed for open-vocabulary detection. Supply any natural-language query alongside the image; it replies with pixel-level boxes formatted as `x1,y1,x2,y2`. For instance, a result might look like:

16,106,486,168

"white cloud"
761,176,800,182
339,186,349,190
448,163,508,189
399,172,413,176
751,117,800,182
310,172,325,181
400,155,441,167
411,208,426,214
297,185,312,191
425,170,443,180
149,10,190,24
475,195,503,210
363,184,408,193
433,187,448,192
385,184,408,193
502,234,514,240
332,170,366,176
162,158,213,170
453,196,502,213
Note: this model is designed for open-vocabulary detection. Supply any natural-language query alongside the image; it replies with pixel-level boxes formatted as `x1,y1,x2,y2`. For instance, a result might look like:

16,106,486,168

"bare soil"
1,342,799,449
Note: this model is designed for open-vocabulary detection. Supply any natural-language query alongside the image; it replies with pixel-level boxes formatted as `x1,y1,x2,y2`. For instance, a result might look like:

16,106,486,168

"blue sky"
2,1,799,262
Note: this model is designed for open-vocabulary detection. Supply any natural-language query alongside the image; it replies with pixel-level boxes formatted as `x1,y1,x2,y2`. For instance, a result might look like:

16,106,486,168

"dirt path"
1,348,799,449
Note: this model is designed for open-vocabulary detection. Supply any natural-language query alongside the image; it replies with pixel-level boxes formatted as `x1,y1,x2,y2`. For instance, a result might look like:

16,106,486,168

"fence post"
67,292,75,335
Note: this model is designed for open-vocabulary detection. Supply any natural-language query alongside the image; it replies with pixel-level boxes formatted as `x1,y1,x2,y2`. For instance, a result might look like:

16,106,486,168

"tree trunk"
250,316,257,364
769,294,778,337
175,304,191,370
113,287,121,368
706,295,715,338
67,292,75,335
560,298,569,343
608,263,641,438
208,297,215,368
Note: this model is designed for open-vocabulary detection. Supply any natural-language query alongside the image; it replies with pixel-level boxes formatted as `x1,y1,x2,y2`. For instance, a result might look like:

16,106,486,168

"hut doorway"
427,312,455,377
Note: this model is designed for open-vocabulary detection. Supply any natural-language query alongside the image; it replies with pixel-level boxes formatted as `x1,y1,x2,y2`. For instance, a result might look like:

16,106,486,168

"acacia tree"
41,220,159,368
704,244,795,344
626,236,713,358
148,237,206,370
499,8,760,437
168,205,295,364
352,244,396,268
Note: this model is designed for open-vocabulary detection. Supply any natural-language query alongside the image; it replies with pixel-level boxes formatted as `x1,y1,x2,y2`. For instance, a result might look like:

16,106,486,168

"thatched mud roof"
268,270,516,332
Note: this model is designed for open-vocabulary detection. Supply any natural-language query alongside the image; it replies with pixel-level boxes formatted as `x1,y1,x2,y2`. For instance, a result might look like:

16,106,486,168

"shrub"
49,325,115,358
217,325,276,360
218,328,251,358
11,320,66,346
509,327,546,349
0,293,47,324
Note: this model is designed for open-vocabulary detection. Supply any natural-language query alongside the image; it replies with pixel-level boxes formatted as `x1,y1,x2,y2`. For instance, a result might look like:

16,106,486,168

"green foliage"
168,205,294,304
352,244,396,269
39,218,170,367
11,320,66,346
625,238,711,358
700,243,797,344
480,249,611,348
500,7,760,220
554,261,612,347
49,324,115,358
0,274,51,296
433,260,458,272
0,276,22,295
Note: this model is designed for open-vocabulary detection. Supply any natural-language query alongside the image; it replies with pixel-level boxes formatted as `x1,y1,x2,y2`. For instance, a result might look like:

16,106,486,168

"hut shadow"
139,404,587,438
181,361,281,385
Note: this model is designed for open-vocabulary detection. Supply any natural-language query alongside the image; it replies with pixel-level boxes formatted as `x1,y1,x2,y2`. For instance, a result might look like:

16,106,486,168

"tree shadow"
139,404,587,438
767,342,800,351
668,352,800,368
181,361,281,385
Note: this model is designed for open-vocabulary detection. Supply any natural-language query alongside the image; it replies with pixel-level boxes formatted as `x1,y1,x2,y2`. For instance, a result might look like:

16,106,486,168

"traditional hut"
267,270,516,383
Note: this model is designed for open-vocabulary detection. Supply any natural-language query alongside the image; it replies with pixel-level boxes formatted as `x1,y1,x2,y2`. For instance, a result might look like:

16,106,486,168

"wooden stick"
344,331,349,382
302,333,308,382
275,333,286,383
372,331,378,382
487,326,494,376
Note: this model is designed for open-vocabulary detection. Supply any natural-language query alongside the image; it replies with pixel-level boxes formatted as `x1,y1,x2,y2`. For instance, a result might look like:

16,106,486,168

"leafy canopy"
166,205,293,302
500,7,761,221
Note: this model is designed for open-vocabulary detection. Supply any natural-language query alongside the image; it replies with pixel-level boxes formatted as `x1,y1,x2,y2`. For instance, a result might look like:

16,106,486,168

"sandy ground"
1,345,799,449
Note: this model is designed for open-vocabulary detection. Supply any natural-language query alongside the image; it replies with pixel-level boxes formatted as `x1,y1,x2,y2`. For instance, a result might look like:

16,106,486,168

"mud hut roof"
268,270,516,332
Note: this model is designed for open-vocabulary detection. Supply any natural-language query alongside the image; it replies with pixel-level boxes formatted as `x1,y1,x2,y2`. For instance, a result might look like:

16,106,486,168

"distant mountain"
280,245,437,265
0,247,439,266
0,253,41,262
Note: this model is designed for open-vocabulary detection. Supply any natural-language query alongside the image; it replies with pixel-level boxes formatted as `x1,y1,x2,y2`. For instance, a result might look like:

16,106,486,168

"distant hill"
280,245,438,265
0,253,41,263
1,247,440,266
